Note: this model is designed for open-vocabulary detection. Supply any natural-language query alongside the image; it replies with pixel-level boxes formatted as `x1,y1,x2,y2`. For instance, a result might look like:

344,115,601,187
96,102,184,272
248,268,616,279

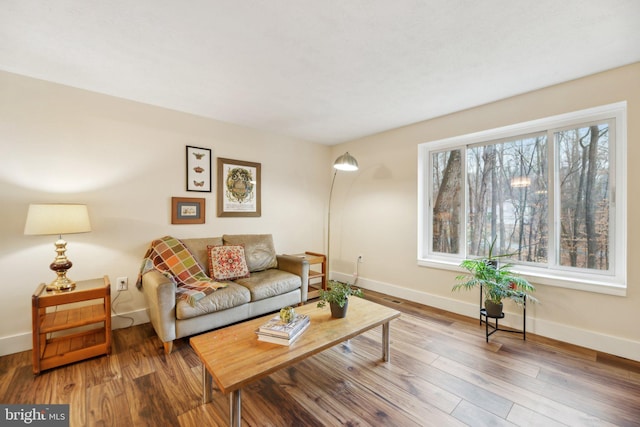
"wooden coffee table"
190,297,400,427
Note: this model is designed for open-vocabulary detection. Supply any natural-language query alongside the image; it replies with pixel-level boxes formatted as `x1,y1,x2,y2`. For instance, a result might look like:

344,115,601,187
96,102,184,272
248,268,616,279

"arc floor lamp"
327,152,359,283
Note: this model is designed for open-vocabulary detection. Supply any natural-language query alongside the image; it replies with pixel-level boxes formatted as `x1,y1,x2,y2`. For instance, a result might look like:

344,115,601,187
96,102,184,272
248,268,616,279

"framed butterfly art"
186,145,212,192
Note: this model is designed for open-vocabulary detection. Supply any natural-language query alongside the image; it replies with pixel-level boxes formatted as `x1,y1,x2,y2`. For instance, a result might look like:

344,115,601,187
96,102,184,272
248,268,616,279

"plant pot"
484,300,503,317
485,259,498,268
329,300,348,318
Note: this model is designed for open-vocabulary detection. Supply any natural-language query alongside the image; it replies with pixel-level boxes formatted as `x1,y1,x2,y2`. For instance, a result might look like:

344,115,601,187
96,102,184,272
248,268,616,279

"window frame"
417,102,627,296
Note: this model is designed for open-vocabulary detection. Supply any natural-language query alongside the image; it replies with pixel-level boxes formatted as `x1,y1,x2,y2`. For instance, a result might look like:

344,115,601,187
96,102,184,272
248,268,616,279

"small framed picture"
186,146,212,192
217,158,261,217
171,197,205,224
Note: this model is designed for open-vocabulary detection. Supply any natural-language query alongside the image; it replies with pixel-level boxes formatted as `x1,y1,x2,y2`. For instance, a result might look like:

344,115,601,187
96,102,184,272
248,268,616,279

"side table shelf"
32,275,112,374
292,252,326,300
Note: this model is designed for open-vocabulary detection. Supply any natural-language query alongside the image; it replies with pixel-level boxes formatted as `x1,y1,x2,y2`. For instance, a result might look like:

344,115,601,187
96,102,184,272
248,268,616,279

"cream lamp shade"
24,204,92,235
24,204,92,291
510,176,531,188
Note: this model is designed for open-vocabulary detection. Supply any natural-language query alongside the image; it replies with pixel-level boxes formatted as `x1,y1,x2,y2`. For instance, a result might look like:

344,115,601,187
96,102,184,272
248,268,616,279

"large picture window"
418,103,626,295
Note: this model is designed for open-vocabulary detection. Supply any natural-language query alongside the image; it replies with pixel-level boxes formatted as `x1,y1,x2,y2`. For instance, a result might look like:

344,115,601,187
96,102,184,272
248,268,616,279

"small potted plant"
452,241,537,317
279,306,296,323
317,280,363,318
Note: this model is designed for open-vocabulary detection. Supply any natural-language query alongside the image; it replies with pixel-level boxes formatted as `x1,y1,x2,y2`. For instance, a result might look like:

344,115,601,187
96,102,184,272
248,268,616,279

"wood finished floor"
1,291,639,426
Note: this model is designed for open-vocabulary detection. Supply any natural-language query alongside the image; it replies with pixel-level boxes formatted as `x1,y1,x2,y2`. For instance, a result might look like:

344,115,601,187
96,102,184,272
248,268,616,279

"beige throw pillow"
222,234,278,272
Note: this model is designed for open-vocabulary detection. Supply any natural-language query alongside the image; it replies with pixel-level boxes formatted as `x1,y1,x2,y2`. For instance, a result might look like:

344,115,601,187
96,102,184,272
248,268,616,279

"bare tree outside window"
465,136,548,261
432,150,462,254
421,103,624,291
432,129,610,270
557,124,610,270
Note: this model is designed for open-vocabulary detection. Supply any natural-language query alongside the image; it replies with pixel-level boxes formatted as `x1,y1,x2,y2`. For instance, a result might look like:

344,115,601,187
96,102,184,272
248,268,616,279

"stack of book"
256,313,310,346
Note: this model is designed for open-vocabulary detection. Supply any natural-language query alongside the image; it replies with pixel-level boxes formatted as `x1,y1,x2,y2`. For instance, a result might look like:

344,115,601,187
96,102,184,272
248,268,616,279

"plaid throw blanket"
137,236,227,306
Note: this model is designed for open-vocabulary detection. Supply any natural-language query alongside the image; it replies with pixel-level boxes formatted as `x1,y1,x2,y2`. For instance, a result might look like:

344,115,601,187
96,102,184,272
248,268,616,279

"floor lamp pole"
327,169,338,285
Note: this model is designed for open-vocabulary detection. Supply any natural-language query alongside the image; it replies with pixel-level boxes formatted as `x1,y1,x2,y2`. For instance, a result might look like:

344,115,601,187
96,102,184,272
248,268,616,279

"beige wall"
0,70,330,355
330,63,640,361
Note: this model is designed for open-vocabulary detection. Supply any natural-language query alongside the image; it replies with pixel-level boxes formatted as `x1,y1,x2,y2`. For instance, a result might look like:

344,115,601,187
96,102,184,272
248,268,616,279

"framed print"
186,146,212,192
171,197,205,224
217,158,261,217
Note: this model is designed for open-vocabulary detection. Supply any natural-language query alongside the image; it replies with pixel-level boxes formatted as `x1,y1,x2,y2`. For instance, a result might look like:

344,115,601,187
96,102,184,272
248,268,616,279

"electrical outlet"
116,276,128,291
358,254,364,263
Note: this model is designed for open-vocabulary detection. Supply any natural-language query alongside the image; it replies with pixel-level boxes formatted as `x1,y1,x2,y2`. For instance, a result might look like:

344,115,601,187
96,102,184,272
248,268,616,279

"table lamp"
24,204,92,291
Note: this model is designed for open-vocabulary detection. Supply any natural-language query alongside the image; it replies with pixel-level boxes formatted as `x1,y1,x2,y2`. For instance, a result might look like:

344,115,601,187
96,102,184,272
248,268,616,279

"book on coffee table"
257,321,310,346
258,313,310,338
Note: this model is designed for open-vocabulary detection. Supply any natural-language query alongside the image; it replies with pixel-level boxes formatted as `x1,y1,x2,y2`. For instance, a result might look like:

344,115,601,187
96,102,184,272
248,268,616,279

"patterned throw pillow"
207,245,250,281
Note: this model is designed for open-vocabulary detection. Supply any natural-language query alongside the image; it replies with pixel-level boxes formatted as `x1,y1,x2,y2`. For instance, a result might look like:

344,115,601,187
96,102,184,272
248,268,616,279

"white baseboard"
110,307,150,330
0,308,149,357
334,272,640,363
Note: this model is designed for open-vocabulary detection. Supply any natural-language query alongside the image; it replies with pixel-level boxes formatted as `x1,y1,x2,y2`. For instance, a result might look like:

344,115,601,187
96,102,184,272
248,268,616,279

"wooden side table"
32,275,112,374
291,252,326,299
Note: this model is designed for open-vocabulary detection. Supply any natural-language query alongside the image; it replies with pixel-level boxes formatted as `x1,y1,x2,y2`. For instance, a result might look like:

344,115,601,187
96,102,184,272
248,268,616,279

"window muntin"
419,103,626,293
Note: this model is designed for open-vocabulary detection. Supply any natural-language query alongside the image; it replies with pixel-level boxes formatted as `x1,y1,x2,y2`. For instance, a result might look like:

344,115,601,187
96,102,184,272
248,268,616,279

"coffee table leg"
382,321,391,362
229,389,241,427
202,364,212,403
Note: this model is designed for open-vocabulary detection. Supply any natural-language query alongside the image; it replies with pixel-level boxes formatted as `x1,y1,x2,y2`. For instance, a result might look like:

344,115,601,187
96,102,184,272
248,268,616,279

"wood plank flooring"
1,291,639,426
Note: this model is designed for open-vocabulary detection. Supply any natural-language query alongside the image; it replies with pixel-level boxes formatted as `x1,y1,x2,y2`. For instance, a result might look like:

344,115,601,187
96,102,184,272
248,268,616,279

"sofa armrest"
277,254,310,302
140,270,177,343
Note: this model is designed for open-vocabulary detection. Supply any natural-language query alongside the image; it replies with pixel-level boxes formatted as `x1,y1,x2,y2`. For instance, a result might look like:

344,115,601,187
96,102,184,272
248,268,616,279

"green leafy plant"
452,239,537,306
317,280,363,308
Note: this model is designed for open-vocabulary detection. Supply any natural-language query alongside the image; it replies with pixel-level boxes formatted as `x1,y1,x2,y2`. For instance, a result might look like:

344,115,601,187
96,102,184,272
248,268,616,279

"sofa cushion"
223,234,278,272
176,282,251,320
234,269,301,301
181,237,223,276
208,245,250,281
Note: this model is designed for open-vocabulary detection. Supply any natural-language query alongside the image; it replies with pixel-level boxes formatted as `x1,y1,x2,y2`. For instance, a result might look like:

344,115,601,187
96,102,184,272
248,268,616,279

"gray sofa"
139,234,309,353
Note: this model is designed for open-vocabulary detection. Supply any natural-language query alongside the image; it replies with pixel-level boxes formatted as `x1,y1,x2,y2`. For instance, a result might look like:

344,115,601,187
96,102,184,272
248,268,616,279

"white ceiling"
1,1,639,145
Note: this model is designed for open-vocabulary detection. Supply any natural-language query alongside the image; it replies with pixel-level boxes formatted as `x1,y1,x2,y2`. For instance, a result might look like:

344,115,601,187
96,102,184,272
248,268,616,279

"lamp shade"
510,176,531,188
24,204,92,236
333,152,359,171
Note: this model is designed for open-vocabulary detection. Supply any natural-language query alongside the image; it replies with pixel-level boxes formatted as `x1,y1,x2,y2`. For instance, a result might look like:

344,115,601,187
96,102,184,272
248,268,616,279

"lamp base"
48,239,76,291
47,275,76,292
